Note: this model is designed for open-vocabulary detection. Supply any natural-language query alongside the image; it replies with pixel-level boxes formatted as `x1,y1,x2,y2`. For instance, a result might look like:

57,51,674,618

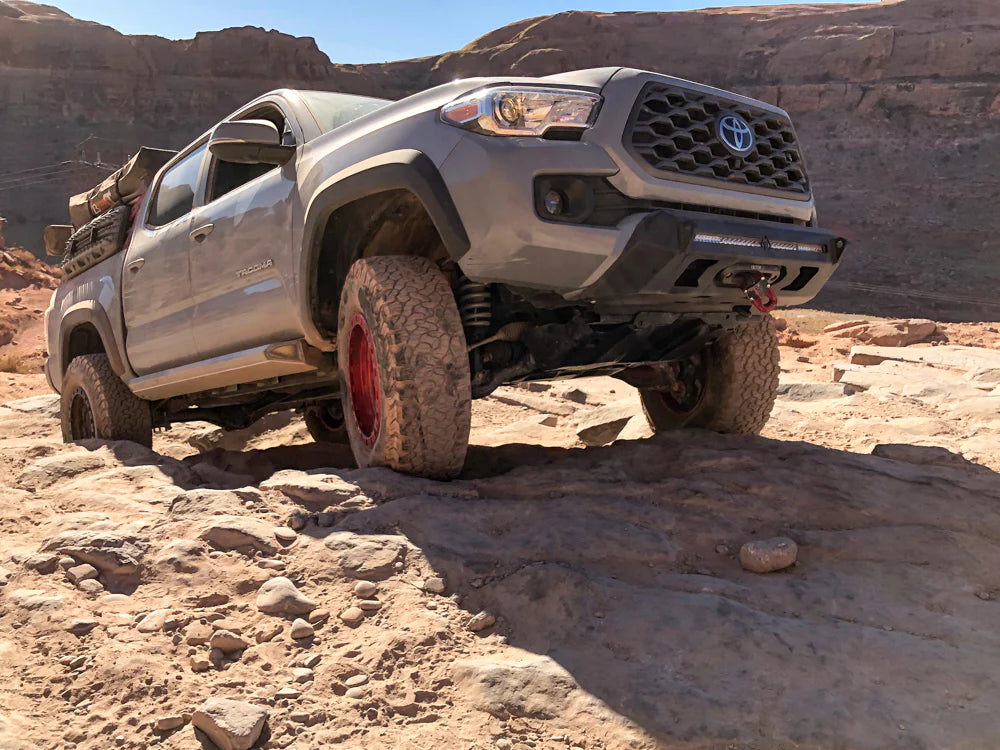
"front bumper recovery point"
741,272,778,314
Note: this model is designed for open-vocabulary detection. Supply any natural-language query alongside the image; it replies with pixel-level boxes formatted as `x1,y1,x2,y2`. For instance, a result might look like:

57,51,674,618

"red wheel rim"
348,313,381,448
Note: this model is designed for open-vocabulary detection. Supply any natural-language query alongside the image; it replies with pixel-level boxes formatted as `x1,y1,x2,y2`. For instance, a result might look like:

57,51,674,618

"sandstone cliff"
1,0,998,319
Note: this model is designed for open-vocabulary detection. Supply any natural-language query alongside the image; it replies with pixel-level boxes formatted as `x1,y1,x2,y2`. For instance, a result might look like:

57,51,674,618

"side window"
148,144,207,227
207,106,295,203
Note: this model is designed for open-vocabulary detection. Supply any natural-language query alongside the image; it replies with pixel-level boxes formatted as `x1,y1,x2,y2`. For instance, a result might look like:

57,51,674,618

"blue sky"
54,1,866,64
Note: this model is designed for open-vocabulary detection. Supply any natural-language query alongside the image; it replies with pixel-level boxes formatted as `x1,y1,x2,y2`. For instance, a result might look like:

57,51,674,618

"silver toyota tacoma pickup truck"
45,67,845,477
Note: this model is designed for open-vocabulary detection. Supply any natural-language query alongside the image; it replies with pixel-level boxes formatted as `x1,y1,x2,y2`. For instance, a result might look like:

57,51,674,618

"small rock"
257,559,286,570
58,557,76,570
273,527,297,544
136,609,170,633
357,599,381,611
353,580,378,598
537,415,559,428
255,577,316,615
300,654,321,668
739,537,798,574
77,579,104,595
496,740,513,750
190,656,212,672
290,618,314,639
467,611,496,632
254,623,283,643
210,629,249,653
23,553,60,574
291,667,314,683
67,618,99,636
316,512,336,527
66,563,98,584
424,576,447,595
288,711,311,723
307,609,330,624
191,698,268,750
185,621,214,645
274,687,301,700
345,687,366,700
153,715,185,731
287,512,308,531
715,544,730,555
339,607,364,626
344,674,368,687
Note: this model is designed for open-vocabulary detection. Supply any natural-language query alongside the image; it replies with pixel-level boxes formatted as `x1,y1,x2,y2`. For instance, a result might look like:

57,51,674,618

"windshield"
298,91,392,134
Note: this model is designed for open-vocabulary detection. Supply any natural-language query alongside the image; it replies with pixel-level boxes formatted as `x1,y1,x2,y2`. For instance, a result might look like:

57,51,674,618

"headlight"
441,87,602,137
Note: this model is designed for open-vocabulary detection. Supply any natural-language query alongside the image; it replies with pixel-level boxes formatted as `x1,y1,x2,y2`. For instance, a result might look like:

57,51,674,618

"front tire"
60,354,153,447
641,317,779,435
303,402,349,444
337,256,471,478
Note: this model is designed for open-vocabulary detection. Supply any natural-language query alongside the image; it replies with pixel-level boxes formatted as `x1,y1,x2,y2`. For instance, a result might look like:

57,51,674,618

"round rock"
255,577,316,615
424,576,447,595
353,580,377,598
344,673,368,687
467,611,496,632
290,618,315,639
273,527,298,544
339,606,365,626
739,537,798,573
209,629,249,653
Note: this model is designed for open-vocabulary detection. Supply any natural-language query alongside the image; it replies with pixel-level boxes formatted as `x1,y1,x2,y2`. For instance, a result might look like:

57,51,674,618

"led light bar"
694,232,825,254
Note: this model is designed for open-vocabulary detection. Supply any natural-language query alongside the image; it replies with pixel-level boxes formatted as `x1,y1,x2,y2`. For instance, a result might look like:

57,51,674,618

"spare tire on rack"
337,256,471,478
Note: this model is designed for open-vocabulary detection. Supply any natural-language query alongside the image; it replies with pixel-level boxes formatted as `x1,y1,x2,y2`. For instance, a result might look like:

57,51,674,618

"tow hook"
742,272,778,314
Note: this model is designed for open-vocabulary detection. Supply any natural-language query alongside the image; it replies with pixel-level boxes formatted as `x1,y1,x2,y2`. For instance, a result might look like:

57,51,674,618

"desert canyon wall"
1,0,998,319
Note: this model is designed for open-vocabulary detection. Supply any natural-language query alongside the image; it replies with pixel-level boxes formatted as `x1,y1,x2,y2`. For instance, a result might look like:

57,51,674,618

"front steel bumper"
577,208,845,311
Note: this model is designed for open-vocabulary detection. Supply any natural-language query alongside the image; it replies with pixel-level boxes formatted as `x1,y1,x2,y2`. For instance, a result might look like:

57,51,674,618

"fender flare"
58,301,129,381
302,149,470,268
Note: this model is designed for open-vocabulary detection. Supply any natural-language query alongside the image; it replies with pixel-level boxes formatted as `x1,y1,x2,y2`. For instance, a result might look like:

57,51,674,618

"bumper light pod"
441,87,602,137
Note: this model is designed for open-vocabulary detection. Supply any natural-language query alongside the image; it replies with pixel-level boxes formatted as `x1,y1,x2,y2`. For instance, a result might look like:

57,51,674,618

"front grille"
625,82,810,196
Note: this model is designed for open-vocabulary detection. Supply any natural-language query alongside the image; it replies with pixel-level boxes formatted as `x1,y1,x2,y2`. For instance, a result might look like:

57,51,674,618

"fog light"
543,190,565,216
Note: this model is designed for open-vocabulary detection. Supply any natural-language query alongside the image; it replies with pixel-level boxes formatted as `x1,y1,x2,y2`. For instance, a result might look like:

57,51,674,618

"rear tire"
60,354,153,447
337,256,471,478
641,317,779,435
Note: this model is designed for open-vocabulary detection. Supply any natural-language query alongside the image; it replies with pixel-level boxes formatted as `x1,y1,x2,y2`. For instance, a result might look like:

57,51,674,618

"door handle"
190,224,214,243
126,258,145,273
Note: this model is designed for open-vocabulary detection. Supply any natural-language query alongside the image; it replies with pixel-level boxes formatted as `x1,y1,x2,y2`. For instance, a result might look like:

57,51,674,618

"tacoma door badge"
237,259,274,278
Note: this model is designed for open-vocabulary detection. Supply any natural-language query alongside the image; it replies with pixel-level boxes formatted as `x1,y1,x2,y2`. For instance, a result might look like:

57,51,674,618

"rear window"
299,92,392,134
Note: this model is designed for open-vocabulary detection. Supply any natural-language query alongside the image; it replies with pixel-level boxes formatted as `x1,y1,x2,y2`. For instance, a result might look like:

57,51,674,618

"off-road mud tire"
641,317,779,435
304,403,350,444
337,256,471,478
60,353,153,447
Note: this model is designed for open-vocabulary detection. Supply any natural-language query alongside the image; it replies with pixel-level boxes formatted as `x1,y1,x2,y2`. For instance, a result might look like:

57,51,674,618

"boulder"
255,576,316,615
191,698,268,750
575,402,640,446
260,470,361,505
199,516,279,555
39,527,148,577
739,537,798,573
169,488,260,515
17,452,108,491
827,318,937,346
324,533,409,580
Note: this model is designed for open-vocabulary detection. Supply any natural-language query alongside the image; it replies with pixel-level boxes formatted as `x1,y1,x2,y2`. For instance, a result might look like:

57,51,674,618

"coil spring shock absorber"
456,276,492,342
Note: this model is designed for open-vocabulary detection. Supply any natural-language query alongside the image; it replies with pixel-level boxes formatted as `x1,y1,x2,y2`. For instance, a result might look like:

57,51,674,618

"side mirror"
43,225,73,258
208,119,295,166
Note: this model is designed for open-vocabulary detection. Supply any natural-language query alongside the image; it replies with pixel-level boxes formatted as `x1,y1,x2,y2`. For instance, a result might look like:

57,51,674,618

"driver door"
187,103,301,361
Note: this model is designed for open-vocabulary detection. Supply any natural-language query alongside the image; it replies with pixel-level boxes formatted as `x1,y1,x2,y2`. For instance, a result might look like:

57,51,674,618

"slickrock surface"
3,310,1000,747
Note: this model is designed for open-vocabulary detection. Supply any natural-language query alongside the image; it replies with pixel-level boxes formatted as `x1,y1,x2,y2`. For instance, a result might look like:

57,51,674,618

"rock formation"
0,0,998,321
